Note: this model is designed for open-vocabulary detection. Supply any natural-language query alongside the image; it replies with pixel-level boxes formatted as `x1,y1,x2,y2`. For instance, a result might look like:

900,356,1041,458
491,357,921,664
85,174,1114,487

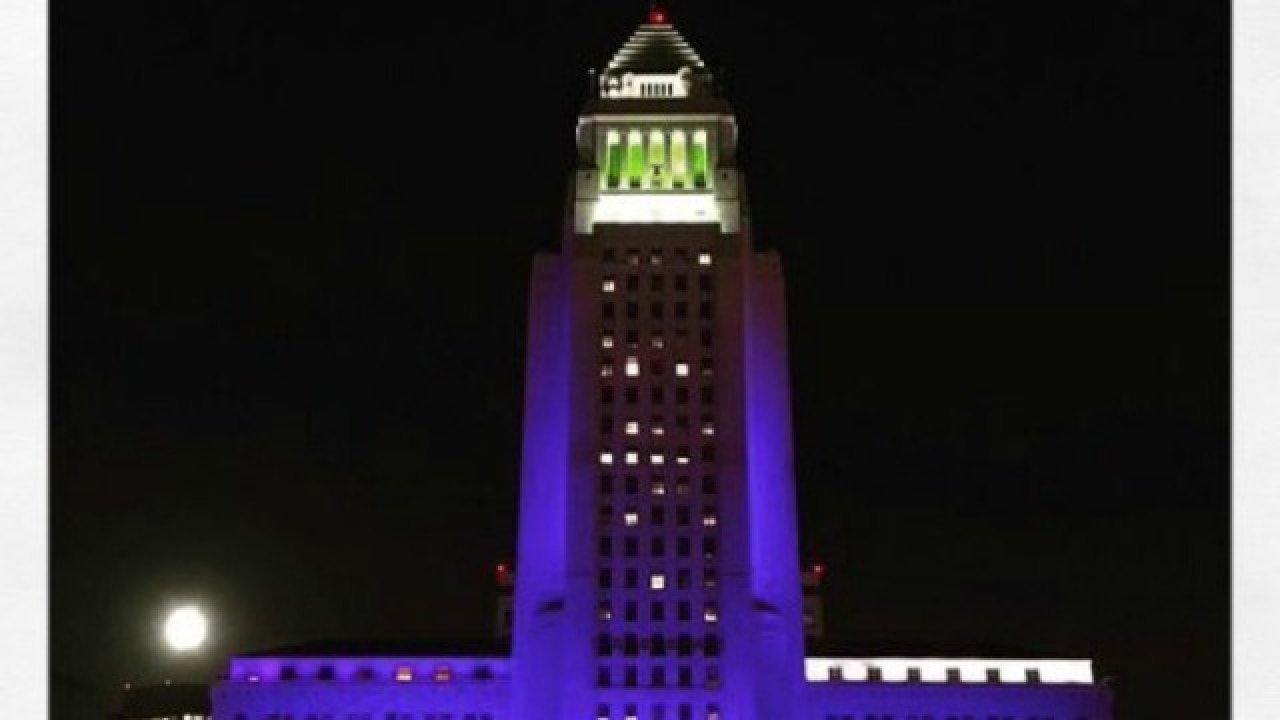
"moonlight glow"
163,605,208,651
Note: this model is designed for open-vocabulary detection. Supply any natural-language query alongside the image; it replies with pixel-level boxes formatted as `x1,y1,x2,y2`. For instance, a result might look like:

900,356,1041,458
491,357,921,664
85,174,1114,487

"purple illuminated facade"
213,12,1113,720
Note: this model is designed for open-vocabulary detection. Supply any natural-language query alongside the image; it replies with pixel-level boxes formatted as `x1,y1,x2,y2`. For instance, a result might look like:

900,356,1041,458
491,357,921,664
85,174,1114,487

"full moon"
163,605,208,651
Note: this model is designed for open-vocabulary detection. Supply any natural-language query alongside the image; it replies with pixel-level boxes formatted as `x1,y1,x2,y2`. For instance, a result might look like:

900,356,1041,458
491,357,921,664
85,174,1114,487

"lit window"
702,512,718,527
652,334,665,349
651,480,666,496
603,278,616,293
597,705,610,720
704,605,719,623
602,334,614,349
676,453,690,465
651,423,665,437
625,357,640,377
601,362,614,377
433,665,453,682
395,666,413,682
698,252,712,266
625,421,639,436
675,362,690,377
600,452,614,465
599,601,613,620
625,451,639,465
701,421,715,436
650,453,665,466
650,573,666,590
246,674,260,683
624,511,640,527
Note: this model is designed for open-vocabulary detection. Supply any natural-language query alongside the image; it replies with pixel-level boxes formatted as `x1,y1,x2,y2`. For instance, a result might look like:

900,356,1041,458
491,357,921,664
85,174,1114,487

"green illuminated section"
605,137,623,189
691,130,709,189
648,130,665,187
670,131,687,189
627,132,645,188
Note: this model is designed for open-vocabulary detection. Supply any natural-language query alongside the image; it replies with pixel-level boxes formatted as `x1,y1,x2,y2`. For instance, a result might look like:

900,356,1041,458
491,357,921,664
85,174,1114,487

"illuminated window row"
600,330,709,351
597,447,718,466
598,359,708,379
599,413,715,437
601,273,716,296
597,600,719,623
597,504,718,526
598,475,718,497
601,247,713,267
256,664,496,684
595,565,720,589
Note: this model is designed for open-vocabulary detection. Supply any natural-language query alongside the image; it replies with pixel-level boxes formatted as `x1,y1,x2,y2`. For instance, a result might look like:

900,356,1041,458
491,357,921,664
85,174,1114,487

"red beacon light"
648,7,668,24
812,563,825,577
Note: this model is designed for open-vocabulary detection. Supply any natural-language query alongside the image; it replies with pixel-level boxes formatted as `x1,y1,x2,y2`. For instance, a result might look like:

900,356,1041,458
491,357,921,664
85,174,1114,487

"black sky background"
53,1,1227,719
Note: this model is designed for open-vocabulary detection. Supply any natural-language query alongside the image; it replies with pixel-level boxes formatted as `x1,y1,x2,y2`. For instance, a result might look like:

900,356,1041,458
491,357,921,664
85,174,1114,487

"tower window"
599,452,614,465
625,420,640,436
691,130,709,188
624,511,639,527
604,131,623,189
698,252,712,266
650,573,667,590
625,357,640,377
602,278,616,293
675,362,690,377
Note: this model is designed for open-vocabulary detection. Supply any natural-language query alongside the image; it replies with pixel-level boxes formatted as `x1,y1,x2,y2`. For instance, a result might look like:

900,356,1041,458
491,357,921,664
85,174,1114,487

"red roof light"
648,7,668,24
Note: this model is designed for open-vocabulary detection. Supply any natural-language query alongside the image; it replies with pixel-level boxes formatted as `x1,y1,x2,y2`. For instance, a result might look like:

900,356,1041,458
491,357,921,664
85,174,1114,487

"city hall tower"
511,7,804,720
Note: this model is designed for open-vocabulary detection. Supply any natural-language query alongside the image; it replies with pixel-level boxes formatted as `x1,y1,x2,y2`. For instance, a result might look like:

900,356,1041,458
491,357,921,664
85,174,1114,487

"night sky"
53,1,1227,719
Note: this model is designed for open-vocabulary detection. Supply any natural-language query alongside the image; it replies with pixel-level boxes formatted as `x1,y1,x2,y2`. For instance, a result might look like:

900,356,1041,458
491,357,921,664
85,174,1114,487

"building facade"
212,10,1113,720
